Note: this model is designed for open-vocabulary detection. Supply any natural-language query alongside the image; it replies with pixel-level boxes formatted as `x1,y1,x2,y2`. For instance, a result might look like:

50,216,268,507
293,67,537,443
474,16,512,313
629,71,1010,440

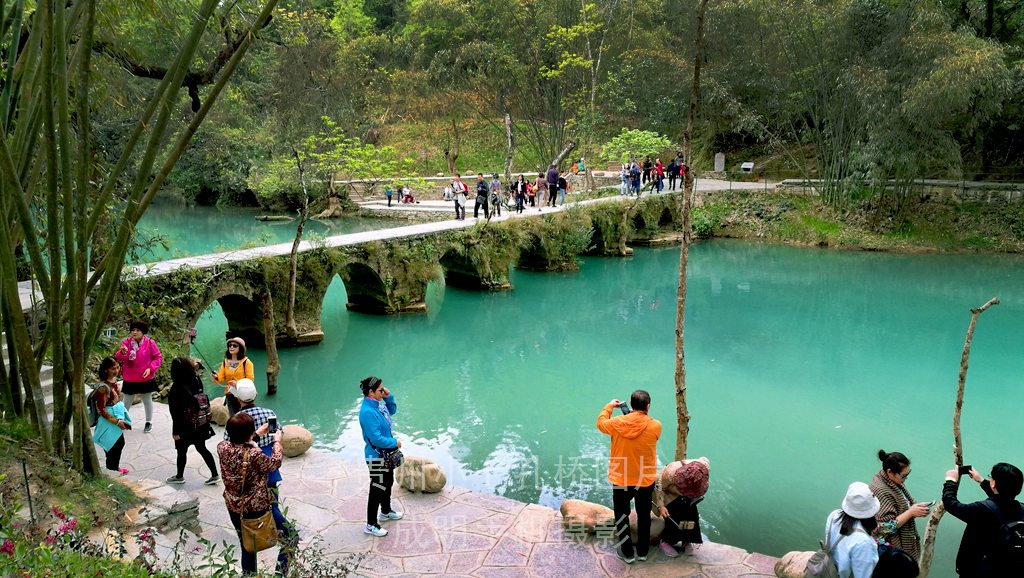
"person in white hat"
824,481,881,578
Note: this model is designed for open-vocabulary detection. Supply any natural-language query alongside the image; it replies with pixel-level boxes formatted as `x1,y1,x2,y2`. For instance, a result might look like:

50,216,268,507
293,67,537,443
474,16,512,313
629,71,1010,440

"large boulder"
627,508,665,543
395,455,446,493
281,424,312,457
559,499,615,535
210,396,229,426
775,551,815,578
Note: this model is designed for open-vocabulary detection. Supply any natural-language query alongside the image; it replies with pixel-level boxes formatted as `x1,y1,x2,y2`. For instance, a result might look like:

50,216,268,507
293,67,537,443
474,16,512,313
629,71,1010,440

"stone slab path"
104,402,776,577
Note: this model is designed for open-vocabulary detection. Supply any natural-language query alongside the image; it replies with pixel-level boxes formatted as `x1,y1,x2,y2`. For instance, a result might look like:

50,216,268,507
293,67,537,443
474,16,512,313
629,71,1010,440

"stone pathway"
106,403,776,577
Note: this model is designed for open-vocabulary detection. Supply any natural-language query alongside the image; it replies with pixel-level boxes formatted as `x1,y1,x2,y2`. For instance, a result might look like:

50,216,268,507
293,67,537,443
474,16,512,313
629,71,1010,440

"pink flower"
0,539,13,556
44,535,57,546
118,468,130,475
50,507,66,521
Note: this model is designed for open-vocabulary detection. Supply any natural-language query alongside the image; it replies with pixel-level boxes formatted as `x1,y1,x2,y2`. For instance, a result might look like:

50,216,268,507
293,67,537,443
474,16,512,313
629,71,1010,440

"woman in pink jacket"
114,320,163,433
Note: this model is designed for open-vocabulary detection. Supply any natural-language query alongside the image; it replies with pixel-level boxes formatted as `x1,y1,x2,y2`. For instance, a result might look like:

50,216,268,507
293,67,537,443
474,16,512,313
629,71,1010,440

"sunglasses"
228,343,239,348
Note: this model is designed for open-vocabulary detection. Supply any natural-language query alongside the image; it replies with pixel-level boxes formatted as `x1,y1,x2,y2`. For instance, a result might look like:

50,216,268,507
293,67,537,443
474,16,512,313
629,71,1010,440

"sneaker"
165,475,185,485
204,475,221,486
659,542,679,558
144,422,152,433
637,554,648,561
615,549,635,564
363,524,388,537
377,510,403,522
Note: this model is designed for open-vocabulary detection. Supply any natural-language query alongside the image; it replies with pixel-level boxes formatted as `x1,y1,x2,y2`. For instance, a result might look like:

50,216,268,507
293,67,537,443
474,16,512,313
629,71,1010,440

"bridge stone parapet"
107,192,687,354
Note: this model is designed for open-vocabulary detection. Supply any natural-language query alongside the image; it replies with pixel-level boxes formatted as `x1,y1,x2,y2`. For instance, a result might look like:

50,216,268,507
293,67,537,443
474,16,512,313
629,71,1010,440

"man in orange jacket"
596,390,662,564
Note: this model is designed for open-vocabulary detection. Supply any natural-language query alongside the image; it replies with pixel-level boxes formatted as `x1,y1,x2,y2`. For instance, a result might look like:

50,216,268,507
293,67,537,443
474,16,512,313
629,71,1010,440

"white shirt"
825,509,878,578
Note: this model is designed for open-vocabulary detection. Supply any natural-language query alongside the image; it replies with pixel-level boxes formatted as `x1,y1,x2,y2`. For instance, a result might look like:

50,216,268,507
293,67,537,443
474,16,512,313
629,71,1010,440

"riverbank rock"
210,397,228,426
281,425,312,457
775,551,814,577
559,499,614,535
628,509,665,543
395,455,446,493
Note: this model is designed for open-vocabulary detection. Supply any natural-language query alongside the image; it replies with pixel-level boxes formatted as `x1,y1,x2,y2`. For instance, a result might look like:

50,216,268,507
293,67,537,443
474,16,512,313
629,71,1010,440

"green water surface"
185,236,1024,578
132,196,402,263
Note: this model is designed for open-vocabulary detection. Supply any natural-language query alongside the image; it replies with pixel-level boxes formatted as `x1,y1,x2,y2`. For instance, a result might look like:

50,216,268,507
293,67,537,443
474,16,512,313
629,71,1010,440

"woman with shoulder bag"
218,412,296,576
825,482,880,578
212,337,254,417
358,376,403,537
165,357,219,486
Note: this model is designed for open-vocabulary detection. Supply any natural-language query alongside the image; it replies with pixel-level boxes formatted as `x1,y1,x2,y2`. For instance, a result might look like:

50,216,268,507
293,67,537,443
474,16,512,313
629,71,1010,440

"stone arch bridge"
121,193,686,353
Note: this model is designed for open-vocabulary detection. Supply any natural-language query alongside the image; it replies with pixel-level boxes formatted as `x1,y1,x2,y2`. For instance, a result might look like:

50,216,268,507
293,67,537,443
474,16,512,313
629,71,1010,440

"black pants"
175,436,218,478
492,197,501,216
105,434,125,471
454,201,464,220
387,195,392,206
668,174,678,190
367,460,395,527
613,483,654,558
474,196,489,219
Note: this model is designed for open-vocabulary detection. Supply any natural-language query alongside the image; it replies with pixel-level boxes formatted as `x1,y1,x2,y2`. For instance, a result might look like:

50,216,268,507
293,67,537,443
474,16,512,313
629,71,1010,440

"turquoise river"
151,208,1024,578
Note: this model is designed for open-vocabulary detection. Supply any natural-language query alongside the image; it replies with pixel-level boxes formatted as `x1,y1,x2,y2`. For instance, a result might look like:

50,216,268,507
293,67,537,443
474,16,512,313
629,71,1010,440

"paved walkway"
107,403,776,577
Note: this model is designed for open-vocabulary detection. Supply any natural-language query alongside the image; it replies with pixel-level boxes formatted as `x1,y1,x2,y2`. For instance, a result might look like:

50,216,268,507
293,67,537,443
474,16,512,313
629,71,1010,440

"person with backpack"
91,357,131,474
942,462,1024,577
212,336,254,417
819,482,880,578
165,357,219,486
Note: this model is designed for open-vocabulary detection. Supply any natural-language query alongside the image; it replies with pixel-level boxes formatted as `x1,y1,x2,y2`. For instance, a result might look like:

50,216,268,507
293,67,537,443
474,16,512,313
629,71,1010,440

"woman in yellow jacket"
211,337,254,416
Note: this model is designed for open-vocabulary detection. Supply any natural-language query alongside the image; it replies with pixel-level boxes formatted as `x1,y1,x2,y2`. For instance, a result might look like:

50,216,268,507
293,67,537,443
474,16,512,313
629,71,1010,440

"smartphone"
267,417,278,434
958,465,972,476
618,401,631,415
925,500,936,507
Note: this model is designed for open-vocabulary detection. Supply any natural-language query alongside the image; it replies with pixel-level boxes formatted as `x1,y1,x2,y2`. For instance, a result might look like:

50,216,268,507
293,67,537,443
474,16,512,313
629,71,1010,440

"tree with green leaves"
0,0,279,473
600,128,672,166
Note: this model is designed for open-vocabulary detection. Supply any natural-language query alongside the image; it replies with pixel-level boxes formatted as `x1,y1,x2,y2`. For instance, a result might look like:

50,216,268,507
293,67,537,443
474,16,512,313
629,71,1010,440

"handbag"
235,452,278,553
366,436,404,469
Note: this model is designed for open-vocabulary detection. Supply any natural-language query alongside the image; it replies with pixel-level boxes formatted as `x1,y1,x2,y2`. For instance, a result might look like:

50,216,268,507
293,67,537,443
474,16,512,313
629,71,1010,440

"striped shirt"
870,469,921,559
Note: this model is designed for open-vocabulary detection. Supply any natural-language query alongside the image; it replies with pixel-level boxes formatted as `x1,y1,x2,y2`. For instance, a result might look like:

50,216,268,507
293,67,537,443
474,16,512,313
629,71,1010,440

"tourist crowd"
595,391,1023,577
90,323,1021,577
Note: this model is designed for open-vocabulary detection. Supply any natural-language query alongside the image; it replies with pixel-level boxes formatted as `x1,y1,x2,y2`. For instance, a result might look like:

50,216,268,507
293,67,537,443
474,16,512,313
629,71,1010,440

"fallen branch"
918,296,999,578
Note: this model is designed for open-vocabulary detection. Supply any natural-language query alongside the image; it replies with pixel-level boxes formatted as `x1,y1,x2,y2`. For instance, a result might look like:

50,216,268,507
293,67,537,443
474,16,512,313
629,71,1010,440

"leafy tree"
0,0,280,472
600,128,672,164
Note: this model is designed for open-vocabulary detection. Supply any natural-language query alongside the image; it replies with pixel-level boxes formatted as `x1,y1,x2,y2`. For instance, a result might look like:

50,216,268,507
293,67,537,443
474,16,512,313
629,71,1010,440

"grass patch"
0,419,142,529
800,215,841,235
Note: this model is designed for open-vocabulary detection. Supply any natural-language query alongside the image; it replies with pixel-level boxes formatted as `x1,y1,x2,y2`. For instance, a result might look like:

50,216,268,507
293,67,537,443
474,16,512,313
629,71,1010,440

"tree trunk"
444,118,460,175
985,0,994,37
261,291,281,396
551,140,577,169
286,147,310,340
500,89,515,183
919,297,999,578
674,0,709,462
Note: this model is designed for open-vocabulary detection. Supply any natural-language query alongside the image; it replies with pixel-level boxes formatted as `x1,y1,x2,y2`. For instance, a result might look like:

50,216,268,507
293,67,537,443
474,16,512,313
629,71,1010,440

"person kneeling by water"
653,458,709,558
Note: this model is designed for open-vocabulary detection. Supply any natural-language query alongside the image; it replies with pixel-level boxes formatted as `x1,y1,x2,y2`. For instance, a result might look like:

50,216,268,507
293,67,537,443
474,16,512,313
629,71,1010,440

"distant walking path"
111,403,777,577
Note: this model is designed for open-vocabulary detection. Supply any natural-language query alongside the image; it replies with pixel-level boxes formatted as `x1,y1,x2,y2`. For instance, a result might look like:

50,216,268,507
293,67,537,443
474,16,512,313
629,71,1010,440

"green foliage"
331,0,375,39
600,129,673,165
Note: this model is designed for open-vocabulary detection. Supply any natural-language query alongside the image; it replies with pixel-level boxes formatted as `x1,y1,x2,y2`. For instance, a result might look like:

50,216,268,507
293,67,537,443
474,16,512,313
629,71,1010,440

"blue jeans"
559,188,566,205
230,486,298,576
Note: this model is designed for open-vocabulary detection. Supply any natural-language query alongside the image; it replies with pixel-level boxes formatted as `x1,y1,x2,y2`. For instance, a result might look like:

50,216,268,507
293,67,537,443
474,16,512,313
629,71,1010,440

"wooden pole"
918,297,999,577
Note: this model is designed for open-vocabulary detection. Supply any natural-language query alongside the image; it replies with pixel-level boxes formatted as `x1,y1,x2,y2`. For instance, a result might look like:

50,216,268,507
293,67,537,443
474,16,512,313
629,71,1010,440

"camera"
958,464,972,476
618,400,631,415
267,417,278,434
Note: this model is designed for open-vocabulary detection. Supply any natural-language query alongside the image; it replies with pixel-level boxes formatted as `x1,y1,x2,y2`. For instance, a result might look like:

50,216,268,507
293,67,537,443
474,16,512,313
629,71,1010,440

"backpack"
979,501,1024,574
86,386,100,427
183,386,212,429
806,514,862,578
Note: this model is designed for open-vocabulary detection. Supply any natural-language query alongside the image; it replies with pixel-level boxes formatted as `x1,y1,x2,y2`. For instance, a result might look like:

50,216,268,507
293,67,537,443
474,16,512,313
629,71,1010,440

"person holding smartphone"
870,449,930,561
596,390,662,564
942,462,1024,577
359,376,403,537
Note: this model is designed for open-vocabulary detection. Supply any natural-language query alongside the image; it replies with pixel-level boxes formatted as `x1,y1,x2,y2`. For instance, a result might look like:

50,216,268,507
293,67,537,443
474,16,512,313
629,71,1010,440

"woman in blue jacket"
358,376,403,537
